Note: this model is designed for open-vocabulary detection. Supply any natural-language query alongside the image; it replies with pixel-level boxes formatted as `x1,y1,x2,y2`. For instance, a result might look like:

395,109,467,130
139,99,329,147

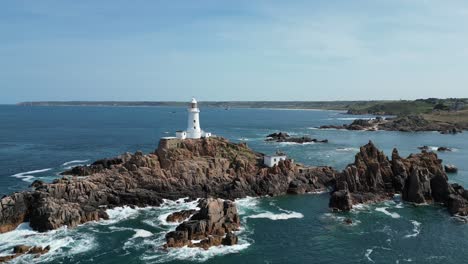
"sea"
0,105,468,264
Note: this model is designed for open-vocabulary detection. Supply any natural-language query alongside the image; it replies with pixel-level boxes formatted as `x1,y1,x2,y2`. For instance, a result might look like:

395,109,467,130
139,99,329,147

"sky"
1,0,468,103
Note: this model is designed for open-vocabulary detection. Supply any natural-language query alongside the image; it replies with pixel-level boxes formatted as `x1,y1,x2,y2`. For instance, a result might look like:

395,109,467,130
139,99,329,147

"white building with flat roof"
263,154,287,167
175,98,212,139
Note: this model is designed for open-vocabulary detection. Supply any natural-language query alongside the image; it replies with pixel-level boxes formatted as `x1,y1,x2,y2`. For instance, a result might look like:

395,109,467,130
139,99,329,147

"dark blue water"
0,105,467,263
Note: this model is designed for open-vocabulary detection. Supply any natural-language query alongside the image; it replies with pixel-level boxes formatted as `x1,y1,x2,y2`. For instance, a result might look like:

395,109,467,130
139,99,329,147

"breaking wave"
11,168,52,182
61,159,89,166
375,207,401,219
0,223,96,264
404,220,421,238
336,147,360,152
143,240,251,263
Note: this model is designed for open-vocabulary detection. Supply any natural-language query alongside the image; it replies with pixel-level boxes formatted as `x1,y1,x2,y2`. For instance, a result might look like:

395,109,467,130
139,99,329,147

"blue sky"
1,0,468,103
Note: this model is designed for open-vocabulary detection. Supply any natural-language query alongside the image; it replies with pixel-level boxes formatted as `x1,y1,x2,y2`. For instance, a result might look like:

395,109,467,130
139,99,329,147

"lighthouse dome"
190,98,198,109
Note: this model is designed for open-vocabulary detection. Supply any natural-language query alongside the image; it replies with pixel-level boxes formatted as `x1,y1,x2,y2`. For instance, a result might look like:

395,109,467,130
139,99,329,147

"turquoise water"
0,105,467,263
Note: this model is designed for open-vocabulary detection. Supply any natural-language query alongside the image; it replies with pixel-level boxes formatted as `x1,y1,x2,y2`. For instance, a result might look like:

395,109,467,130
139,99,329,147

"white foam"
142,198,200,228
144,241,251,263
0,223,96,263
278,142,315,146
365,248,374,262
404,220,421,238
132,229,153,239
395,203,404,209
11,168,52,182
235,197,261,216
352,203,369,210
248,211,304,220
12,168,52,177
375,207,401,219
62,160,89,166
336,147,360,152
103,206,143,225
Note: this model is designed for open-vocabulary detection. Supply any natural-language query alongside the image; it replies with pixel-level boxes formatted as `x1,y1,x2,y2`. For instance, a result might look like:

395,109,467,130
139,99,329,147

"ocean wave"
235,197,261,216
62,159,89,166
103,206,145,225
143,239,251,263
336,147,360,152
11,168,52,183
105,199,199,226
237,197,304,221
141,198,200,228
404,220,421,238
375,207,401,219
0,223,96,263
365,248,374,262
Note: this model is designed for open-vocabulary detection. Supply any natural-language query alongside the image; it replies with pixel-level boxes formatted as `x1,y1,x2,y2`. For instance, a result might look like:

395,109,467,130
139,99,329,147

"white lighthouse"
174,98,211,140
186,98,202,138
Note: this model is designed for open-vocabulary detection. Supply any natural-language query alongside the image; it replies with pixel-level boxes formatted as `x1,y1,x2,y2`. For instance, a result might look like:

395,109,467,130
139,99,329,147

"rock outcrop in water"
266,132,328,144
330,142,468,216
164,198,240,249
0,137,336,234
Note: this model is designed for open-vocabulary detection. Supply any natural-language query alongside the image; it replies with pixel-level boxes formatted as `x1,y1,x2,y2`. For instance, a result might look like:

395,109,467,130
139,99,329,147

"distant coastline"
14,100,387,112
16,99,468,117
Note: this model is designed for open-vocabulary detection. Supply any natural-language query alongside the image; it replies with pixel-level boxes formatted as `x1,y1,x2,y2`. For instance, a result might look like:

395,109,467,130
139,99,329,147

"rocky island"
266,132,328,144
1,136,467,257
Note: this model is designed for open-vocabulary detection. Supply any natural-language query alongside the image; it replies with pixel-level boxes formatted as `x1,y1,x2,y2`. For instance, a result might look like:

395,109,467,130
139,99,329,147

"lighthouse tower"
186,98,202,139
172,98,211,140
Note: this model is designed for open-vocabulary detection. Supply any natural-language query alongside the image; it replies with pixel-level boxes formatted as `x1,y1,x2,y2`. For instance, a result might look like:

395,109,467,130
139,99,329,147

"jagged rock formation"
1,135,466,247
0,137,336,234
164,198,240,249
266,132,328,144
330,142,468,216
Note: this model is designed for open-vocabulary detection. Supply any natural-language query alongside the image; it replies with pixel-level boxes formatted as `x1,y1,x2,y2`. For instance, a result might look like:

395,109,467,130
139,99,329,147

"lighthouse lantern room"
175,98,211,140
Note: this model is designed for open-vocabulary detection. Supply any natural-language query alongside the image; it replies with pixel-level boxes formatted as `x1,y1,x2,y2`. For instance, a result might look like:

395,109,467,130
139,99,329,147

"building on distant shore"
165,98,211,140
